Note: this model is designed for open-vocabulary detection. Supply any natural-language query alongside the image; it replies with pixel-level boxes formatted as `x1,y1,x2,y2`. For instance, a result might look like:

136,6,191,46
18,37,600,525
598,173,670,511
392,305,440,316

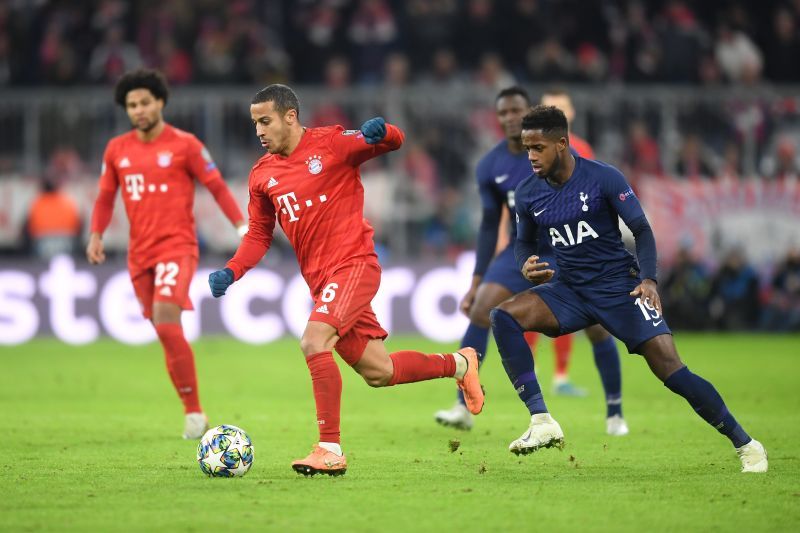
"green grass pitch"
1,333,798,532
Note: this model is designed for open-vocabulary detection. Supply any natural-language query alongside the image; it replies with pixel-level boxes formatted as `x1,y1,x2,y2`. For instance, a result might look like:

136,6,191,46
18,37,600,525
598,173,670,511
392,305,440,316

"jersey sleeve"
327,124,405,167
513,182,539,271
225,170,276,280
90,142,120,234
601,166,658,281
473,156,503,276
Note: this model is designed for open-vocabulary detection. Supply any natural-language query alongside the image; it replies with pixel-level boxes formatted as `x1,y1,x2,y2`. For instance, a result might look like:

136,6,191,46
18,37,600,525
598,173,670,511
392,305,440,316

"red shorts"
308,261,388,365
129,256,197,319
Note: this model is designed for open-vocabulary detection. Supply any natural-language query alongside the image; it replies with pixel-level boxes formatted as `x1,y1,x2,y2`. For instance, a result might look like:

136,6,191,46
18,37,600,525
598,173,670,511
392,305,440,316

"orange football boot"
291,445,348,476
455,347,485,415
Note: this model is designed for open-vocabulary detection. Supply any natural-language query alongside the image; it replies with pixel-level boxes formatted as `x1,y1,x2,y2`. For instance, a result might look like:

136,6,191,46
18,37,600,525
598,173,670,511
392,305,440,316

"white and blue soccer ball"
197,425,254,478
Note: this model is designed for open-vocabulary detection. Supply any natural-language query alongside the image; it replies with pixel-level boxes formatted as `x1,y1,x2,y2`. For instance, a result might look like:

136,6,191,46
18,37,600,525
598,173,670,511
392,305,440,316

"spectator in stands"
88,25,143,83
760,135,800,181
709,247,761,330
675,133,718,179
347,0,398,84
623,119,662,178
527,36,574,82
763,7,800,82
658,1,707,83
714,21,763,84
661,243,711,330
25,177,82,260
474,52,516,92
760,247,800,331
455,0,500,69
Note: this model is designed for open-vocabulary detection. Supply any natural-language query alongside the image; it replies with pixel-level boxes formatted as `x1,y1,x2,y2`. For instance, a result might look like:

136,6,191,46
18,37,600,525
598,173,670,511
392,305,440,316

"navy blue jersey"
514,157,652,286
472,140,531,276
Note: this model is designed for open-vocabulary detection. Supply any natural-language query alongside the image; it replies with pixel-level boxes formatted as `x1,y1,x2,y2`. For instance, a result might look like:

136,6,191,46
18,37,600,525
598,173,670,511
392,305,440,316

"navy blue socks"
592,336,623,418
490,308,547,415
664,366,751,448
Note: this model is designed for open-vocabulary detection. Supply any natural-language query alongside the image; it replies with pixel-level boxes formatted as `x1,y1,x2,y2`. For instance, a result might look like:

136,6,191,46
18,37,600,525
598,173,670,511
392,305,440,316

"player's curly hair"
251,84,301,118
114,69,169,107
496,86,530,103
522,105,568,138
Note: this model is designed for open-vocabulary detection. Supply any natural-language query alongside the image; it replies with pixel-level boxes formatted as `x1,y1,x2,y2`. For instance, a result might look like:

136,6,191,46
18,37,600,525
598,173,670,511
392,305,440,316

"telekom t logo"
276,191,329,222
125,174,145,201
277,192,300,221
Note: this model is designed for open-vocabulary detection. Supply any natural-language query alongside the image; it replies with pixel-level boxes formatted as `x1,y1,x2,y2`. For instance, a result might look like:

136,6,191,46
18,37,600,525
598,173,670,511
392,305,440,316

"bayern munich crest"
157,151,173,168
306,154,323,175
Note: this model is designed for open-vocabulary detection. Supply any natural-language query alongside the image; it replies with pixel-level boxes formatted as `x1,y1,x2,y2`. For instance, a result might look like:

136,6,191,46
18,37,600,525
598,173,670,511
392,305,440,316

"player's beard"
538,151,561,181
134,117,159,133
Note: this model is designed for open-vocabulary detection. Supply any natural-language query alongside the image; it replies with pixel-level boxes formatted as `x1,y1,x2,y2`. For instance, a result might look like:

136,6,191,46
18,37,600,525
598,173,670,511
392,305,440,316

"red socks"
154,323,201,414
554,334,574,377
524,331,539,350
306,351,342,444
388,351,456,386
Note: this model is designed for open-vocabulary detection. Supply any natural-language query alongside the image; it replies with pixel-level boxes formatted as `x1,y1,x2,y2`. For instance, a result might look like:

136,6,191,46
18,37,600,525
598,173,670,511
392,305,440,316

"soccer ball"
196,425,254,477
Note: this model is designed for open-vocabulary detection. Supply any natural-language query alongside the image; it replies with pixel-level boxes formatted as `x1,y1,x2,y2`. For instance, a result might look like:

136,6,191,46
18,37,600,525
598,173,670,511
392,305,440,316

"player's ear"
284,109,298,125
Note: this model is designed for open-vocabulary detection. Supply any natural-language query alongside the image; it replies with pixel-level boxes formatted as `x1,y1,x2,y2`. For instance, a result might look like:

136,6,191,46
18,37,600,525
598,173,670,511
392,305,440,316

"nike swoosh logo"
652,320,663,327
534,208,547,216
494,174,509,183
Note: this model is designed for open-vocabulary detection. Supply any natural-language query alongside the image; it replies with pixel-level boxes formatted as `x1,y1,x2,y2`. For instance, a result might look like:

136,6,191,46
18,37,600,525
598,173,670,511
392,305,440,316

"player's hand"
86,233,106,265
360,116,386,144
208,268,234,298
521,255,555,284
630,279,661,311
460,285,479,317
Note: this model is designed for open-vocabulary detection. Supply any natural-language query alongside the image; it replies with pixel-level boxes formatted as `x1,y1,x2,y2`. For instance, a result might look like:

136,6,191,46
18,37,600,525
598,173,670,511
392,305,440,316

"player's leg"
584,324,627,435
292,319,348,476
491,283,592,455
133,258,206,439
551,333,588,396
638,334,767,472
436,280,513,429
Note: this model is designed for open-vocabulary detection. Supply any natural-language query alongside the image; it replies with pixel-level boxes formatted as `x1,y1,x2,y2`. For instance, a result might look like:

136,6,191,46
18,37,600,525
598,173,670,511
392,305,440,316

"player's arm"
187,138,247,236
87,145,119,265
603,169,660,309
461,161,503,314
209,174,276,297
329,118,405,167
514,186,554,284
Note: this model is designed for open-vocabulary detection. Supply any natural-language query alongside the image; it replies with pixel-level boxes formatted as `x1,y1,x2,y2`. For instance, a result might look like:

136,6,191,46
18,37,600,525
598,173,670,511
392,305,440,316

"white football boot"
509,413,565,455
736,439,768,473
434,402,474,430
183,412,209,440
606,414,630,436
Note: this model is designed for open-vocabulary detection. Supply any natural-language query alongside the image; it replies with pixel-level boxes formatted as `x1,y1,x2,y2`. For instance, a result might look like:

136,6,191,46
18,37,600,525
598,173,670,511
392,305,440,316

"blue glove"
208,268,234,298
360,116,386,145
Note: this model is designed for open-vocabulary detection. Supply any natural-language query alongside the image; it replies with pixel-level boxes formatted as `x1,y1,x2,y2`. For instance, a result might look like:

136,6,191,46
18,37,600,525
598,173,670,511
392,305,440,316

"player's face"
496,94,530,140
540,94,575,124
125,89,164,133
250,101,296,155
522,129,567,178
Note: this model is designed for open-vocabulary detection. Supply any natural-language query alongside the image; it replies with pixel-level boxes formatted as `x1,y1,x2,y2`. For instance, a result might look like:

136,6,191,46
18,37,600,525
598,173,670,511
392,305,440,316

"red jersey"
227,124,404,295
569,133,595,159
91,123,243,269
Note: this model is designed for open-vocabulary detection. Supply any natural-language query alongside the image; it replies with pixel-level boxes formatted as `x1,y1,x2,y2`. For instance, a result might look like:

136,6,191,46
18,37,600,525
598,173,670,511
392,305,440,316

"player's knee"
468,305,492,328
360,367,392,387
299,335,328,356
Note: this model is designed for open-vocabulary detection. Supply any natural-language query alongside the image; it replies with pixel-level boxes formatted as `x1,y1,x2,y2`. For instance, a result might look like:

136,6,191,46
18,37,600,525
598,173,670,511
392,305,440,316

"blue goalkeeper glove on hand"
208,268,234,298
360,116,386,144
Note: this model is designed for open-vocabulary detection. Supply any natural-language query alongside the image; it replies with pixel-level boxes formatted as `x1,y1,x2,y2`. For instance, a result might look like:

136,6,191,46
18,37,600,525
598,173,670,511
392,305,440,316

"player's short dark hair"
496,86,531,103
114,69,169,107
522,105,569,138
251,84,301,118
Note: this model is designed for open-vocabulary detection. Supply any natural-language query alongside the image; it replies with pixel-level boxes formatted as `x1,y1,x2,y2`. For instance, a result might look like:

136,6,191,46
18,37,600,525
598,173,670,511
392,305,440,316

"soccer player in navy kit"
491,105,767,473
435,87,628,437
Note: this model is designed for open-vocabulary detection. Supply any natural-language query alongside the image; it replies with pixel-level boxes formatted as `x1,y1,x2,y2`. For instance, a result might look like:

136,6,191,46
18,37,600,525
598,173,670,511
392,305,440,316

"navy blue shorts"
532,276,672,354
483,245,535,295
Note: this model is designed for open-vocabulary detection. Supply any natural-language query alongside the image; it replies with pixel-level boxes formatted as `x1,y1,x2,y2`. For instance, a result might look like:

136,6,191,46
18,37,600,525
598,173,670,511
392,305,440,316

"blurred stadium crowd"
2,0,800,86
1,0,799,331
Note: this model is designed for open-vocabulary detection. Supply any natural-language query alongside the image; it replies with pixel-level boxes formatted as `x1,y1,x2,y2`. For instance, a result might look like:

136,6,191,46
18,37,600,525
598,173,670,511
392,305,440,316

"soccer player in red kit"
208,84,484,476
87,69,246,439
